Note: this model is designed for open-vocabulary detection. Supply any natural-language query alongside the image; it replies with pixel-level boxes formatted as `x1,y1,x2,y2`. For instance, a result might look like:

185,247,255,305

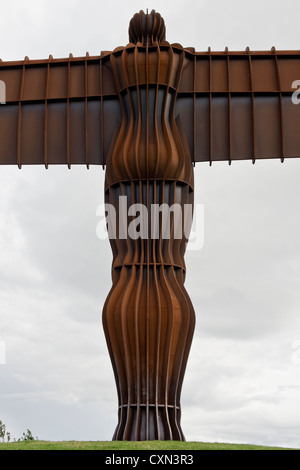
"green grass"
0,440,297,450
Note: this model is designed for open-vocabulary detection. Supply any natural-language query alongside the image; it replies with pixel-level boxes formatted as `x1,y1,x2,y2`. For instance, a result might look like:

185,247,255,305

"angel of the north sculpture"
0,10,300,441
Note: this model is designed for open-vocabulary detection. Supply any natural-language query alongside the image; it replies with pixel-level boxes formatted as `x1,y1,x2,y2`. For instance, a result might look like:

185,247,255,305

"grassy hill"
0,440,296,450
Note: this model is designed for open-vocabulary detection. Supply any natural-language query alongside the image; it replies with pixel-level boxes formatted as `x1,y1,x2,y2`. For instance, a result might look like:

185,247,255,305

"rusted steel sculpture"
102,13,195,441
0,9,300,440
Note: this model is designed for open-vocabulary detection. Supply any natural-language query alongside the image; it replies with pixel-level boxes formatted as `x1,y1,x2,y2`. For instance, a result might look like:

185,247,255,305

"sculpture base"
112,404,185,441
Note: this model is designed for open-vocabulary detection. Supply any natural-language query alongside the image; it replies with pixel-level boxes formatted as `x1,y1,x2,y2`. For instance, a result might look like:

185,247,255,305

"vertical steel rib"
208,47,212,166
152,179,162,439
17,59,26,169
145,40,150,439
146,182,150,440
154,45,161,178
133,180,142,440
44,57,51,169
100,57,104,168
67,55,71,169
134,46,142,179
273,47,285,162
85,53,89,169
247,48,256,164
193,54,196,166
227,50,232,165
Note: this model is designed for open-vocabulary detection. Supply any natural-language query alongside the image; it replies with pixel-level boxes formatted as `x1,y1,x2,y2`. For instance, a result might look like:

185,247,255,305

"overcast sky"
0,0,300,448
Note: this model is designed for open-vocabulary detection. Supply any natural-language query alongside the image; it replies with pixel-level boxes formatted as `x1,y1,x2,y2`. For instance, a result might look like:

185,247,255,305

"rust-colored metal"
103,11,195,439
1,14,300,167
1,9,300,440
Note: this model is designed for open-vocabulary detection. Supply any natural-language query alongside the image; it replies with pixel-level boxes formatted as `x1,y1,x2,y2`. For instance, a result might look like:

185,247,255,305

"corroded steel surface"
103,12,195,438
0,11,300,167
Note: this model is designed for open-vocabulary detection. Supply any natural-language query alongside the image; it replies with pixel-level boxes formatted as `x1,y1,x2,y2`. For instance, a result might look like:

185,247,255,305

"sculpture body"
102,14,195,440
